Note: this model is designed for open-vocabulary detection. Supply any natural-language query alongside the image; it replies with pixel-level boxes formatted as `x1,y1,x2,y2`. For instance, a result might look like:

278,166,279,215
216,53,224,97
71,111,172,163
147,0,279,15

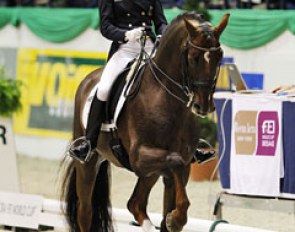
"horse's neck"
145,31,186,109
153,26,186,80
139,55,187,115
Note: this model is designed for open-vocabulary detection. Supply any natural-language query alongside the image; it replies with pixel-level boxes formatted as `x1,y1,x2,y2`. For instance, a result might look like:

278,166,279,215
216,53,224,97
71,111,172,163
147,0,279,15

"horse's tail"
60,160,78,231
61,159,113,232
91,160,113,231
60,68,113,231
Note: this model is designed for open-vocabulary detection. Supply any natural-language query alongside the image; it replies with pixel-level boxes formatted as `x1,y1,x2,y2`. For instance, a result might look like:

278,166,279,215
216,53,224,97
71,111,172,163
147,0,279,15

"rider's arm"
99,0,128,42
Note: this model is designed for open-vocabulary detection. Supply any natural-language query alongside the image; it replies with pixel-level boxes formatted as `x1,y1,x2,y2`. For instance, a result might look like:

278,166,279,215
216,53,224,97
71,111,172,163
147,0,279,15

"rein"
145,37,222,107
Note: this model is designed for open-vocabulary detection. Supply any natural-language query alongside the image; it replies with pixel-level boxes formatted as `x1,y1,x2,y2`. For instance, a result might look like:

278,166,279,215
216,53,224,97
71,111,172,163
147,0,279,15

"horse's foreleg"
166,166,190,232
132,145,185,177
160,176,176,232
75,154,102,232
131,145,188,232
127,175,159,232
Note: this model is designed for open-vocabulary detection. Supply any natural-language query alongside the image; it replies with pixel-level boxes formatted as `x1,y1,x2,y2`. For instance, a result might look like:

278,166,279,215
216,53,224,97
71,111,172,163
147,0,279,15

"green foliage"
0,67,22,117
198,116,217,147
183,0,211,21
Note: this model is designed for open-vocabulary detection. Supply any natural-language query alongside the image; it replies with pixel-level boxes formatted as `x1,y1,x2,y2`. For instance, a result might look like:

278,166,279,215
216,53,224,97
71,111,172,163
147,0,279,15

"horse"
61,11,229,232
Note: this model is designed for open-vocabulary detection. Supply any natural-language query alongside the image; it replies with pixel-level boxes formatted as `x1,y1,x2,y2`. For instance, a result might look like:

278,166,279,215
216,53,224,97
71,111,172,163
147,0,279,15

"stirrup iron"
193,138,216,164
67,137,93,164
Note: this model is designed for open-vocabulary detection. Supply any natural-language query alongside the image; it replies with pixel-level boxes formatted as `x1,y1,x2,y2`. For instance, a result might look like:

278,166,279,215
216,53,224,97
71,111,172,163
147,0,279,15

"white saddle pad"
82,61,140,131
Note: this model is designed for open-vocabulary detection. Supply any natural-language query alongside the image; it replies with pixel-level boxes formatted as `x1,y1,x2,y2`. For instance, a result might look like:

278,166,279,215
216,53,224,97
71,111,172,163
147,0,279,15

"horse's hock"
190,157,218,181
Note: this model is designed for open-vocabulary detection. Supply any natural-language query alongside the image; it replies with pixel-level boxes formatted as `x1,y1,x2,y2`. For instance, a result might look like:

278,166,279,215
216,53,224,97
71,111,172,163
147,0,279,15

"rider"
70,0,216,165
70,0,168,161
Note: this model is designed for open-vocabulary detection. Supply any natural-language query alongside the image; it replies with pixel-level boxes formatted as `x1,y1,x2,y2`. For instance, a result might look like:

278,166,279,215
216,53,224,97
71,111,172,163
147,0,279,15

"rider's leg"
70,40,155,162
70,43,139,162
70,96,106,161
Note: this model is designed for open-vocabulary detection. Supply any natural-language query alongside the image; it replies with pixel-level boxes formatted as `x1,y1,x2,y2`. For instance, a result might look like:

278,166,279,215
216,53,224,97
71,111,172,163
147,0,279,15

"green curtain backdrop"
1,7,295,49
210,10,292,49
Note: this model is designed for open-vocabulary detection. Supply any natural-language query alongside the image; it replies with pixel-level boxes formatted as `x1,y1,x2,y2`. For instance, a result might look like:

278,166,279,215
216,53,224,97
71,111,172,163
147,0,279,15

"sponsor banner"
14,49,107,139
12,51,261,139
0,191,42,229
230,94,283,196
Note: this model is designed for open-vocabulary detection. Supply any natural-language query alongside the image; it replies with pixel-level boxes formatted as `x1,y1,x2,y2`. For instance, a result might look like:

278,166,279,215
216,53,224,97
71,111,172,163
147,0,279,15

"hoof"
166,213,182,232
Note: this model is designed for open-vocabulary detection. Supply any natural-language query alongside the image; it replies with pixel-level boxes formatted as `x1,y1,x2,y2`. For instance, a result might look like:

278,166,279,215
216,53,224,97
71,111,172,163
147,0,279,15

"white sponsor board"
0,117,20,192
0,191,42,229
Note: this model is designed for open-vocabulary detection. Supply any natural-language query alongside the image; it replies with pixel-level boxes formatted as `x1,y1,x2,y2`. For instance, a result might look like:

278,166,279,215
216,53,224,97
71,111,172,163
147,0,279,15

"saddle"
105,59,146,171
106,59,145,171
106,59,145,122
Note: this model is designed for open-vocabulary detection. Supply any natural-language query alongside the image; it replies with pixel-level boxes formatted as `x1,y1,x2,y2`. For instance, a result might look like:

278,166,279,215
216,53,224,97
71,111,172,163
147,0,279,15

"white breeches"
96,39,154,101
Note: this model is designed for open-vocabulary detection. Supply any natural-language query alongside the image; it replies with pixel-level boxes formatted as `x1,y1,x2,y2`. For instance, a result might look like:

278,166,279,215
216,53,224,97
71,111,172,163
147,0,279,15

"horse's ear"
214,13,230,39
183,16,198,38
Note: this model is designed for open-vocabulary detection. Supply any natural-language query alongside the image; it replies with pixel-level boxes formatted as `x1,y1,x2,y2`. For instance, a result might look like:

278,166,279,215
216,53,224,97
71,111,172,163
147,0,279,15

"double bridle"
145,36,222,107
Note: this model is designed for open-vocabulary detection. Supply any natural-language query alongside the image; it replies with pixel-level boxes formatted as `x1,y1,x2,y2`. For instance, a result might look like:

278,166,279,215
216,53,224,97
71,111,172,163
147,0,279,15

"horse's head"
182,13,229,116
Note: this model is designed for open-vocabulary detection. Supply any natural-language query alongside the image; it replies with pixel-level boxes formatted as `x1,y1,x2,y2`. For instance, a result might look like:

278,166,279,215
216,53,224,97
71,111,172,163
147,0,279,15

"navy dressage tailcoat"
98,0,167,59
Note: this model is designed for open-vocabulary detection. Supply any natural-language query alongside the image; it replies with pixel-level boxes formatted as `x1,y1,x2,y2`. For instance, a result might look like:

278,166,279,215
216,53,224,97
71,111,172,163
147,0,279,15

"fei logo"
256,112,279,156
234,111,279,156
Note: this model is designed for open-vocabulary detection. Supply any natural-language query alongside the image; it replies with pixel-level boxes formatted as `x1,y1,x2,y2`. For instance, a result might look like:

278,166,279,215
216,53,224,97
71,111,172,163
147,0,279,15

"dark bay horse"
61,12,229,232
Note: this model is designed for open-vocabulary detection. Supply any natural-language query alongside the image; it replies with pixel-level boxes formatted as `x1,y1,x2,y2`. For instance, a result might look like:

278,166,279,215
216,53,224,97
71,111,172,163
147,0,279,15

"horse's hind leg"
165,166,190,232
127,175,159,232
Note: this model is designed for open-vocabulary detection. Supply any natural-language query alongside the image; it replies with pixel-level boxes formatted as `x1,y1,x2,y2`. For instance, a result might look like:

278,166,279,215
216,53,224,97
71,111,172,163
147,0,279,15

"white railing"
40,198,274,232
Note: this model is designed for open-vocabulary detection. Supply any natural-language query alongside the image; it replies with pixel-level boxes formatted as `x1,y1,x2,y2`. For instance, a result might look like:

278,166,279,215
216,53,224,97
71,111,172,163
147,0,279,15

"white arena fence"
0,191,275,232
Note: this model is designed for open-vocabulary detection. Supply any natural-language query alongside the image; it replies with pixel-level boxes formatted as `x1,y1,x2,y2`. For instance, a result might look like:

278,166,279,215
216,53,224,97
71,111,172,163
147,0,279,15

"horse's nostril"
193,103,200,110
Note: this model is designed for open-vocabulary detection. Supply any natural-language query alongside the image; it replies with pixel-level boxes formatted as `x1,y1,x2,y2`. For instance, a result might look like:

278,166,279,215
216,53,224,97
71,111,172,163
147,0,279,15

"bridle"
145,35,222,108
182,38,222,96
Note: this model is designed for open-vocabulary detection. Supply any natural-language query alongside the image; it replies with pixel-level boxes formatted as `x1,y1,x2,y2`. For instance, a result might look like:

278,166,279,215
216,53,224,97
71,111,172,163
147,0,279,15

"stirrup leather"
68,137,93,164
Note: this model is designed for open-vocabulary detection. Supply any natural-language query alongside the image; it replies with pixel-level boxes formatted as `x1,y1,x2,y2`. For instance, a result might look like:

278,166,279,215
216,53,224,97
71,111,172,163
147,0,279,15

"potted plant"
0,66,22,118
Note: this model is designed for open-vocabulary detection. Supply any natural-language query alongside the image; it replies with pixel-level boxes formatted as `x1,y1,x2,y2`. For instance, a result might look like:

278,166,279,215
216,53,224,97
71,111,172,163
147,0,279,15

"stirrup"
67,137,93,164
193,138,216,164
194,149,216,165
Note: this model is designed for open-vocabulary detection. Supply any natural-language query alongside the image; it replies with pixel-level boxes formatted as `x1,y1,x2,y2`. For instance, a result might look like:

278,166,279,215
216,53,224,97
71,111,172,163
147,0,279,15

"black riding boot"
70,97,106,162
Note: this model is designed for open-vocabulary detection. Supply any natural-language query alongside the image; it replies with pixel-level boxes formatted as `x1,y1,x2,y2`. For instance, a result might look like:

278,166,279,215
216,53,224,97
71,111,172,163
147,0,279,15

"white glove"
125,27,144,42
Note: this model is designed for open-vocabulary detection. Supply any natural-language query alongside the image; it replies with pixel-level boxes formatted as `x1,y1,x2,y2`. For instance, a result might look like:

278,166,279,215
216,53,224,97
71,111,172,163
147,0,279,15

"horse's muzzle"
192,102,215,116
